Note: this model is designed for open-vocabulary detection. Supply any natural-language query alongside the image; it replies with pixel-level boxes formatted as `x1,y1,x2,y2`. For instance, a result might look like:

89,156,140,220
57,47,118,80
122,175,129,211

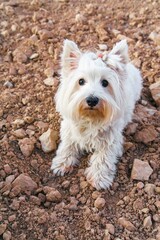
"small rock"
39,128,58,153
144,184,155,196
29,53,39,60
143,216,152,228
98,44,107,51
12,119,25,129
38,29,53,40
12,173,37,194
3,81,14,88
126,123,138,135
137,182,144,189
30,196,41,205
92,191,101,199
149,31,160,46
3,230,12,240
0,223,7,235
43,77,55,86
75,13,86,23
4,164,12,174
69,184,79,196
5,175,15,184
106,223,115,235
18,138,35,157
135,126,158,144
44,68,54,77
118,217,135,231
94,197,106,209
155,187,160,194
46,190,62,202
131,159,153,181
149,81,160,106
153,214,160,222
62,180,70,189
85,220,91,231
12,129,27,139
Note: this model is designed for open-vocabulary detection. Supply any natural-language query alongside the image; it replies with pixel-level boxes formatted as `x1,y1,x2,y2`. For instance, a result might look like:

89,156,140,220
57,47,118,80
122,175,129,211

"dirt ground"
0,0,160,239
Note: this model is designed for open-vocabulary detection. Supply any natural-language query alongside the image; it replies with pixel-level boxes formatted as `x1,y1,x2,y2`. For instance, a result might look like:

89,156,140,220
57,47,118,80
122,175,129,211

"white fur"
51,39,142,190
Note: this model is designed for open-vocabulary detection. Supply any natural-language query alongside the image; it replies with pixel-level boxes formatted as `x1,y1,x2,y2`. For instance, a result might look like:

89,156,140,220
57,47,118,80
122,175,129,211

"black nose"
86,96,99,107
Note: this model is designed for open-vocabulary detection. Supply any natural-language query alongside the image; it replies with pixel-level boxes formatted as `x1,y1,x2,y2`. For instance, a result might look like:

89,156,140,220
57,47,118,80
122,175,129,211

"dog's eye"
101,79,109,88
79,78,85,86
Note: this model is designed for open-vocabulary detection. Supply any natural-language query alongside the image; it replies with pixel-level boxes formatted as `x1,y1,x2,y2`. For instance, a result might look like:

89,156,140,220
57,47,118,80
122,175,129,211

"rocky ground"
0,0,160,239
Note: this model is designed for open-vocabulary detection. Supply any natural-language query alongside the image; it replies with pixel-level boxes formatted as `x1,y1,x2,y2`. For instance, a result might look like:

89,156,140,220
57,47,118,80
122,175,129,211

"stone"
38,29,53,40
12,129,27,139
44,68,54,77
3,81,14,88
106,223,115,235
135,126,158,144
94,197,106,209
3,230,12,240
29,53,39,60
143,216,152,228
18,138,35,157
149,81,160,106
43,77,55,86
46,190,62,202
69,184,79,196
39,128,58,153
12,174,37,194
118,217,135,231
98,44,107,51
12,119,25,128
0,223,7,235
144,184,155,196
4,164,12,174
149,31,160,46
131,159,153,181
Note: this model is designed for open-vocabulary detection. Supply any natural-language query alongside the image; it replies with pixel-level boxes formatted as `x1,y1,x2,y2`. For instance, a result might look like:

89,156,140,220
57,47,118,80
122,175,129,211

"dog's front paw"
51,155,78,176
85,166,115,190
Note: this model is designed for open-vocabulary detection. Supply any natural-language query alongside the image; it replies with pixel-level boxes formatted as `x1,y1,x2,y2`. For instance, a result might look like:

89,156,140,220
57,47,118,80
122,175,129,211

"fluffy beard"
78,100,114,124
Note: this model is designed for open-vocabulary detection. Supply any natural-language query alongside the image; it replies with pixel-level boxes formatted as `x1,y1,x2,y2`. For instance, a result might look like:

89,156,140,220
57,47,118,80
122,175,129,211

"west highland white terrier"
51,39,142,190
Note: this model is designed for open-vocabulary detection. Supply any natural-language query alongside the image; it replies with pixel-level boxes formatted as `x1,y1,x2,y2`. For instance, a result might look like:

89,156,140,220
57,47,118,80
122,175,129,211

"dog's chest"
71,125,107,152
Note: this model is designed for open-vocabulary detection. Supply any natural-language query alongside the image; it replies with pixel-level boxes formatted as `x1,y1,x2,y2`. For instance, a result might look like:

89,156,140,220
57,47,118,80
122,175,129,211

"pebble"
106,223,115,235
69,184,79,196
44,67,54,77
143,216,152,228
46,190,62,202
3,230,12,240
12,129,27,139
0,223,7,235
4,164,12,174
149,81,160,107
18,137,35,157
135,126,158,144
39,128,58,153
94,197,106,209
98,44,107,51
131,159,153,181
12,173,37,194
149,31,160,46
43,77,55,86
118,217,135,231
137,182,144,189
3,81,14,88
144,183,155,196
92,191,101,199
29,53,39,60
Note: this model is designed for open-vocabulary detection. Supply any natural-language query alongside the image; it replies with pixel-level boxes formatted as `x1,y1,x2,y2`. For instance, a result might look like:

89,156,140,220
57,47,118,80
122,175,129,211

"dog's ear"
106,40,129,70
61,39,81,77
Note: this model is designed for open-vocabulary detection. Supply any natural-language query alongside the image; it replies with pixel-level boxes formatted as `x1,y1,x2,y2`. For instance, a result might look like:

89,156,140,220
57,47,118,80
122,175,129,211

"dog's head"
56,39,129,125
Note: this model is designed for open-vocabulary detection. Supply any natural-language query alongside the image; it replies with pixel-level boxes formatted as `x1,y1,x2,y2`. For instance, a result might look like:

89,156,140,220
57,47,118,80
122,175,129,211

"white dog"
51,39,142,190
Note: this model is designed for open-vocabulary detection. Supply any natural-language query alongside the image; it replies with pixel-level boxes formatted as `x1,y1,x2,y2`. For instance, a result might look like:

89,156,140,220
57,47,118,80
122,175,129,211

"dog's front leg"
85,135,123,190
51,139,79,175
